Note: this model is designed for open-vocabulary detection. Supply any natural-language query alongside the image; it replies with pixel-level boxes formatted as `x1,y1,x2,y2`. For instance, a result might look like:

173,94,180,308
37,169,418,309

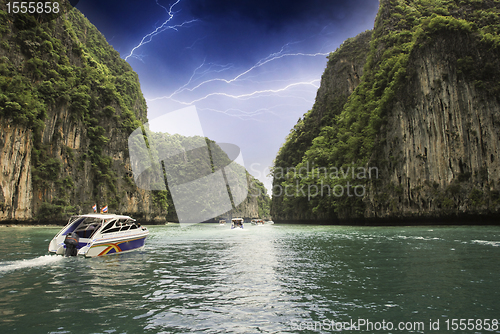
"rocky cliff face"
0,5,156,223
368,26,500,219
313,31,371,127
0,123,33,220
271,0,500,223
0,3,267,223
271,31,372,221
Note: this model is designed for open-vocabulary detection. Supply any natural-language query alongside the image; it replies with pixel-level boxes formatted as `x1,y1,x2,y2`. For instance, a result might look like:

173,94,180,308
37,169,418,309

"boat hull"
83,235,148,257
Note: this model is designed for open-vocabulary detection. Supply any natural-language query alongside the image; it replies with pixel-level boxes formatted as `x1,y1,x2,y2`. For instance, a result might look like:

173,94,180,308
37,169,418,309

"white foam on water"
0,255,63,274
472,239,500,247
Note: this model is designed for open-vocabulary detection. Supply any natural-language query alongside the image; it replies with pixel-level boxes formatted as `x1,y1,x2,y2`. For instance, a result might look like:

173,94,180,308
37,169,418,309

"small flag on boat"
92,204,97,213
101,205,108,213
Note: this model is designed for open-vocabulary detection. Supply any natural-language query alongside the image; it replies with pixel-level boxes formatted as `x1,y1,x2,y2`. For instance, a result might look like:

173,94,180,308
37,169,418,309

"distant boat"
219,219,226,225
48,214,149,257
165,221,179,225
230,218,244,229
251,219,265,225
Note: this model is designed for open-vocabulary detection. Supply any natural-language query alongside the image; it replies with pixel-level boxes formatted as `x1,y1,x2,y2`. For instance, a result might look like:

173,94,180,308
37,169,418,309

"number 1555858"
6,2,60,14
445,319,498,331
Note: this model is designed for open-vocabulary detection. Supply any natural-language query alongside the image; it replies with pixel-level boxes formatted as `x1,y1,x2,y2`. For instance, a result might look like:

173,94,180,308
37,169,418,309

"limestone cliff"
367,0,500,219
271,31,372,221
0,4,156,223
271,0,500,223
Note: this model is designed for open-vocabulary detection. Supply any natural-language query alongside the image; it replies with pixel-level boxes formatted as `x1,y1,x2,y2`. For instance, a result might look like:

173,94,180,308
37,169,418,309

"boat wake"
472,240,500,247
0,255,63,274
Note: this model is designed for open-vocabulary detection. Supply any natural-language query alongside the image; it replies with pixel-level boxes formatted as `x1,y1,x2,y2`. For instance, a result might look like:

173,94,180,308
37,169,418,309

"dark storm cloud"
187,0,377,29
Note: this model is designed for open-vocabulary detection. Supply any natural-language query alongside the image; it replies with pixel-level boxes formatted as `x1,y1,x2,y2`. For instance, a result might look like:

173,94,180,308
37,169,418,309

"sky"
74,0,380,193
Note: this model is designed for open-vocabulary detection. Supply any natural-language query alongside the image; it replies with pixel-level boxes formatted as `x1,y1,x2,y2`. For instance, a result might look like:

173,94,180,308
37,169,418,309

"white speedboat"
48,214,149,257
230,218,244,229
251,219,265,225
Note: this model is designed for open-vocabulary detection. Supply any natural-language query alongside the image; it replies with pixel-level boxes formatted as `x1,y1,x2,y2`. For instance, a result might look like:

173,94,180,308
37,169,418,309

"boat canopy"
72,214,136,221
58,214,137,238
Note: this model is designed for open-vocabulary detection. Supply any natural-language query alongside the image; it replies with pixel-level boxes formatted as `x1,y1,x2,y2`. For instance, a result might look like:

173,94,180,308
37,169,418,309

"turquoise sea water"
0,223,499,333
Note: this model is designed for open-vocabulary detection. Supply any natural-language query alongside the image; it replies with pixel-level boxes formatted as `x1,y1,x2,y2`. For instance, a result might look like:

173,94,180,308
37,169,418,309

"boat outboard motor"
64,232,79,257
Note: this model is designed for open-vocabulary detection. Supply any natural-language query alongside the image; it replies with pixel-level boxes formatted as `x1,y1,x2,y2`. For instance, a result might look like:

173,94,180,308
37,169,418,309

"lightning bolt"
124,0,197,61
197,97,318,121
160,59,235,101
167,79,321,105
146,45,328,120
127,1,332,121
147,47,328,101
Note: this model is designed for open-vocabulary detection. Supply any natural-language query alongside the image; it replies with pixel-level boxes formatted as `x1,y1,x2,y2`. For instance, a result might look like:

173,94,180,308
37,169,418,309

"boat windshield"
101,218,138,234
73,217,104,238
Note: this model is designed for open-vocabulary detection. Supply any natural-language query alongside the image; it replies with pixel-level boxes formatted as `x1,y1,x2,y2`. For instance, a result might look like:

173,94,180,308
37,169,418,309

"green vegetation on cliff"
0,2,150,220
272,0,500,222
0,3,147,219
